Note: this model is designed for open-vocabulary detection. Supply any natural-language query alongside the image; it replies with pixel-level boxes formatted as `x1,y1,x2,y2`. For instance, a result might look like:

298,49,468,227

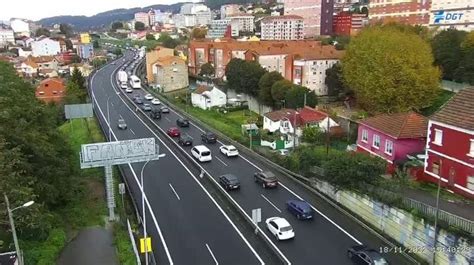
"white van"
191,145,212,162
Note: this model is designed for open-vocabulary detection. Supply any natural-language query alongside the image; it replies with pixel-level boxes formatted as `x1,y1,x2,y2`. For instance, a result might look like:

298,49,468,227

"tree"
146,34,155,40
285,85,317,109
360,6,368,16
325,63,346,97
92,40,100,49
199,63,215,77
59,23,73,38
240,61,266,96
225,58,246,92
192,27,207,39
65,39,73,50
454,32,474,85
302,127,325,145
113,48,122,56
70,67,85,90
431,29,468,81
158,33,179,49
35,28,50,37
111,21,124,30
258,71,284,106
342,25,441,113
271,80,292,106
135,21,146,31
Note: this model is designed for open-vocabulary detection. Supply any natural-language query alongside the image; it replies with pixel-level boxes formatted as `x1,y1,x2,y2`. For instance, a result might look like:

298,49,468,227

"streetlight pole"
293,110,297,149
141,160,151,265
106,92,120,142
432,160,443,265
4,194,34,265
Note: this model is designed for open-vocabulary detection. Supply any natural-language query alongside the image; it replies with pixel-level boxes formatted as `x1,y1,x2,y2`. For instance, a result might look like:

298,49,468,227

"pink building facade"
284,0,334,37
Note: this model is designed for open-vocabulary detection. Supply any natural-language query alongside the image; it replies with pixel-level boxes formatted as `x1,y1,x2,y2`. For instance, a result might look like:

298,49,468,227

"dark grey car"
117,118,127,130
219,174,240,191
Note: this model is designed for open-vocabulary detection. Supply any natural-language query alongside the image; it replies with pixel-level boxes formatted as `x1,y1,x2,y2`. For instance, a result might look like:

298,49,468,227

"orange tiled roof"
155,56,185,67
431,87,474,131
298,107,328,123
360,112,428,139
193,85,212,94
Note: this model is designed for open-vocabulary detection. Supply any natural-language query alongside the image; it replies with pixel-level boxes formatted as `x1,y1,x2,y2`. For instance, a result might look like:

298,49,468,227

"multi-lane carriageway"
90,50,414,265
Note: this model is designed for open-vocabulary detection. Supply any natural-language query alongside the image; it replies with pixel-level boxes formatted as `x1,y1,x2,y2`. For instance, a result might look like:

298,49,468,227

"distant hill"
204,0,256,10
37,3,184,30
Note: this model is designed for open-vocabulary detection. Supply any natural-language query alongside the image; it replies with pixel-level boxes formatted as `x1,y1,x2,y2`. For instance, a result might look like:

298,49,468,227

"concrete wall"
226,88,273,115
309,178,473,265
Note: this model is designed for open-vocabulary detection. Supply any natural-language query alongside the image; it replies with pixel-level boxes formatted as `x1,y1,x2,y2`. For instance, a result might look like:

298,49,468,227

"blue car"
286,200,313,220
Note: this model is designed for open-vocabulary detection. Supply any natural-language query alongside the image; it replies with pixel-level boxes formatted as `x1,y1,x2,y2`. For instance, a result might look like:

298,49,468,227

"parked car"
142,103,152,111
176,118,190,127
126,88,133,93
347,245,389,265
254,171,278,188
201,132,217,144
178,135,193,146
218,174,240,191
286,200,313,220
145,94,154,100
191,145,212,162
219,145,239,157
117,118,127,130
167,127,180,137
265,217,295,241
150,108,161,119
161,106,170,113
151,98,161,105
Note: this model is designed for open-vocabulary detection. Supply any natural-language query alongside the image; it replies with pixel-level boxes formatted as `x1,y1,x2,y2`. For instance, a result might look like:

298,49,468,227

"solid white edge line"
205,243,219,265
215,156,228,167
260,194,282,213
154,80,363,247
168,183,181,201
109,62,265,265
279,182,363,245
91,70,174,265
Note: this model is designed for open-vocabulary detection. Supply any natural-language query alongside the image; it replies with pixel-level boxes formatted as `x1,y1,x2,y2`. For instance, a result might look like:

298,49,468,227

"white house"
0,28,15,47
31,37,61,56
18,47,32,57
20,60,38,77
10,18,30,37
15,36,34,47
191,86,227,110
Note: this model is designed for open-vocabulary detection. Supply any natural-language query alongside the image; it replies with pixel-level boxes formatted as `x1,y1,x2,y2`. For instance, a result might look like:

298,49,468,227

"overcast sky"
1,0,182,21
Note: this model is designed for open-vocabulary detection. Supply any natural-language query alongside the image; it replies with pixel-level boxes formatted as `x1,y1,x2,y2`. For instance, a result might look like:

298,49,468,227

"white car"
125,88,133,93
219,145,239,157
265,217,295,241
151,98,161,105
191,145,212,162
120,83,128,89
145,94,154,100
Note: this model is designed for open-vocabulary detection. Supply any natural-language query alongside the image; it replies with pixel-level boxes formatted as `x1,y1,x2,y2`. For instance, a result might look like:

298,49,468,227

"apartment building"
188,39,343,95
369,0,431,25
221,4,241,19
134,12,150,27
153,56,189,92
284,0,334,37
0,27,14,47
429,0,473,31
261,15,304,40
227,14,255,33
206,19,237,39
333,12,368,35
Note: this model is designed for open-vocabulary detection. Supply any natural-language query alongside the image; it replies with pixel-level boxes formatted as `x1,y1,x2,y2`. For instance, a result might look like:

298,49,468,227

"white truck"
118,70,128,89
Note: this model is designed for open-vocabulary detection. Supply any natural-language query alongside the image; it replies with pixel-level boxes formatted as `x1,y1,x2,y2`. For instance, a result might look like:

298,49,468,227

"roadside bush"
24,228,66,265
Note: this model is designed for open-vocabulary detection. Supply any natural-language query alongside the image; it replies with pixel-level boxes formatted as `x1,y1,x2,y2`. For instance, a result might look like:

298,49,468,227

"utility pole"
4,194,21,265
326,108,330,155
432,160,442,265
293,110,297,149
304,93,307,107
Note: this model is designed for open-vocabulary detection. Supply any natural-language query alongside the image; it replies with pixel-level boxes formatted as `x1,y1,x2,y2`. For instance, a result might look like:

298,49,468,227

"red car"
167,127,181,137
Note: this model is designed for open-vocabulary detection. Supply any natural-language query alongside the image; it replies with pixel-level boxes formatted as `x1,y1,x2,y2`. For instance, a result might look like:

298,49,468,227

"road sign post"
252,208,262,234
119,183,125,215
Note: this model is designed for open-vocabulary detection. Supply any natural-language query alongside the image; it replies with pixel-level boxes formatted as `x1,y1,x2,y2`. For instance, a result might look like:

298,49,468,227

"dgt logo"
434,10,464,23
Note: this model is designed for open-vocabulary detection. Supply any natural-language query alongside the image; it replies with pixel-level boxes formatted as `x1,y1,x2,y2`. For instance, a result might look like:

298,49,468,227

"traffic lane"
96,71,263,265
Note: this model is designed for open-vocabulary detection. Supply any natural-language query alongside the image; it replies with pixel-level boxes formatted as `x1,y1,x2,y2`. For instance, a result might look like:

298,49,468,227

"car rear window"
201,151,211,156
280,226,292,232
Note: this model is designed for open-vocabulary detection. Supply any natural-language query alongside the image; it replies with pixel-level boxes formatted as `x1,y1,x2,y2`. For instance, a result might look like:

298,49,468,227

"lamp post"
286,111,297,150
432,160,443,265
4,194,34,265
141,160,151,265
106,92,120,141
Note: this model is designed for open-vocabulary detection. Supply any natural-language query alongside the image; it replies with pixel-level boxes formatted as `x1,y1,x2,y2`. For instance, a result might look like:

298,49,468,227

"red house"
35,78,66,103
357,112,428,173
424,87,474,198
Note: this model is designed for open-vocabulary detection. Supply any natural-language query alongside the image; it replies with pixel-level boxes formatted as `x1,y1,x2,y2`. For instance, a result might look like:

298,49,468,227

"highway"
90,51,266,265
95,50,414,265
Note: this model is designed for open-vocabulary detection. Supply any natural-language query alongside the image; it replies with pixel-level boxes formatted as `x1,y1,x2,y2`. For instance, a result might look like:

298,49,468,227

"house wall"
145,47,174,82
357,124,396,163
258,55,287,78
263,117,281,132
424,120,474,198
226,88,273,115
191,93,208,109
209,88,227,107
155,62,189,92
31,38,61,56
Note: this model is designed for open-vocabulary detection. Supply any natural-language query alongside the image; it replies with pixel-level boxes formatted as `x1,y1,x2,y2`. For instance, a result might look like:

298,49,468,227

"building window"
433,129,443,146
432,162,440,175
469,140,474,156
385,140,393,155
468,176,474,191
361,129,368,143
373,135,380,149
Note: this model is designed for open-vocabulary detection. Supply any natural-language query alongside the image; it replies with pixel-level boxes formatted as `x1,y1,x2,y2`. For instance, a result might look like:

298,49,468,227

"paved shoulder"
57,227,118,265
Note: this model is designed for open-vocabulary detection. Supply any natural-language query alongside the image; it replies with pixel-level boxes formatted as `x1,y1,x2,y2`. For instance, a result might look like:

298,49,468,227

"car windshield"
228,147,237,152
201,151,211,156
226,176,239,183
207,133,215,138
280,226,293,232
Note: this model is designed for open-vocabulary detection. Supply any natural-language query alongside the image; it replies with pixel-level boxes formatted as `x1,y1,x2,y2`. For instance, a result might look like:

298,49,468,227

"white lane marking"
237,154,263,172
108,69,265,265
206,244,219,265
169,183,181,201
215,156,228,167
279,182,362,245
91,73,174,265
165,117,171,122
111,102,114,106
119,114,123,119
261,194,282,213
130,129,136,135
